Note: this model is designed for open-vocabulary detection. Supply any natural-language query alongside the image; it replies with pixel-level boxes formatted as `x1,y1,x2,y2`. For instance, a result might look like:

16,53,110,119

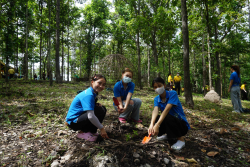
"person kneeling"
148,77,190,151
65,74,108,141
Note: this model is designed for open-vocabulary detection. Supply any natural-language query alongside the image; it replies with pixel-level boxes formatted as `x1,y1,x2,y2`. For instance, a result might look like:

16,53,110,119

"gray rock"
91,154,119,167
133,153,140,158
51,160,59,167
134,159,140,164
226,159,235,163
89,148,96,154
144,164,151,167
164,158,170,164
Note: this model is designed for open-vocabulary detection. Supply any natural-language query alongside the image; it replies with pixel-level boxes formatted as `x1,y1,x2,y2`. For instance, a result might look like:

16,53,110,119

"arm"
124,92,133,109
87,110,108,138
148,107,159,135
228,80,233,92
153,104,173,136
116,96,124,114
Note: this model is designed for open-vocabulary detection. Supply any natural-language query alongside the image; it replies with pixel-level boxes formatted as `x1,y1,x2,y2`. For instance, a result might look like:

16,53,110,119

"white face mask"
155,86,165,95
177,74,179,76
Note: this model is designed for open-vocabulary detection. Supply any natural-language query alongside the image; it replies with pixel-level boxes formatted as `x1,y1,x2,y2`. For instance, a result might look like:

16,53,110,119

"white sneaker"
157,134,168,141
171,140,185,151
232,111,240,114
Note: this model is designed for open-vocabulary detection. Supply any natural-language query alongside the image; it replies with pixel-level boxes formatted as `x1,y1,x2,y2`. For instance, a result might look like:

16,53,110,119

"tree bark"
136,0,142,89
39,1,43,79
24,1,29,80
67,0,70,82
147,45,150,87
202,31,207,96
48,0,53,86
61,31,64,81
56,0,61,82
181,0,194,107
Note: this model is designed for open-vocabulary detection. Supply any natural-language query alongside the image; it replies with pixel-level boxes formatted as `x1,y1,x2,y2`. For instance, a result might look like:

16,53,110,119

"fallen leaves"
19,136,22,140
174,155,185,160
26,111,34,117
231,127,240,131
207,151,219,157
186,158,197,163
201,149,206,153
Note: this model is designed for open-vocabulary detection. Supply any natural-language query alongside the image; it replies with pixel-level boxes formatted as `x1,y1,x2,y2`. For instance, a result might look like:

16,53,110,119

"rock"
50,151,57,157
89,148,96,154
150,155,155,158
144,164,151,167
134,159,140,164
164,158,170,164
51,160,59,167
204,89,222,103
133,153,140,158
152,151,156,155
61,154,71,161
226,159,235,163
91,154,119,167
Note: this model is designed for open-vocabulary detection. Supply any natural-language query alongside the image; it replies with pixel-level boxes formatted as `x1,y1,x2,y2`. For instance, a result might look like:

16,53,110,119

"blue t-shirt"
229,71,240,87
154,90,191,130
113,81,135,101
66,87,97,125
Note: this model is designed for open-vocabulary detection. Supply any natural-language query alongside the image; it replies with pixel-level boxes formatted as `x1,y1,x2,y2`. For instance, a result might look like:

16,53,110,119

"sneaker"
119,117,127,123
171,140,185,151
232,111,240,114
76,132,98,141
130,118,142,123
157,134,168,141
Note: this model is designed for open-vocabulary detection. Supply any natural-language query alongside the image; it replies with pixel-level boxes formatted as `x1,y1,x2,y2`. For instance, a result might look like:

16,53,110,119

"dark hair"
122,68,133,76
244,82,246,84
168,73,171,76
91,74,106,82
152,77,165,87
231,65,240,77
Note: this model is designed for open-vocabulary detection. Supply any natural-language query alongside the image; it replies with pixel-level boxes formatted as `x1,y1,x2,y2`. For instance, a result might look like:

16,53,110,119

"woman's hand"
100,128,109,139
152,124,160,136
118,105,124,114
148,123,154,136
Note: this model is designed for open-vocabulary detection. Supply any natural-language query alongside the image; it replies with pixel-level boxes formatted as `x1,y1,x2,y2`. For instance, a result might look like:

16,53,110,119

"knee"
134,98,142,105
129,100,134,105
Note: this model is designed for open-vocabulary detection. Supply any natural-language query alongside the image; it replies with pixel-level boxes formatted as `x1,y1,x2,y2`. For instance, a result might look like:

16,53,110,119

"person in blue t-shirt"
113,68,142,123
148,77,190,151
228,65,243,113
66,74,109,141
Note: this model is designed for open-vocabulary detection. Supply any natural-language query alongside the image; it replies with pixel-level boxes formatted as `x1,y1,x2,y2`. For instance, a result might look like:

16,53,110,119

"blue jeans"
230,86,243,113
114,98,142,121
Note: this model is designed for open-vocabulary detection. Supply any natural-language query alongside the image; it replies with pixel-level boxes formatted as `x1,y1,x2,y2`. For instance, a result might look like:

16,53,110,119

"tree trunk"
24,1,29,80
136,0,142,89
61,31,64,81
48,0,53,86
181,0,194,107
168,40,171,74
202,31,207,96
39,1,43,79
67,0,70,82
147,45,150,87
55,0,61,82
214,24,221,97
16,19,19,72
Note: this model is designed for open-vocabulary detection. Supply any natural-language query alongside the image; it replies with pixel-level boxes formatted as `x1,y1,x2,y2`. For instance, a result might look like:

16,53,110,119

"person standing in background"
241,82,248,100
168,73,174,90
174,72,182,96
228,65,243,113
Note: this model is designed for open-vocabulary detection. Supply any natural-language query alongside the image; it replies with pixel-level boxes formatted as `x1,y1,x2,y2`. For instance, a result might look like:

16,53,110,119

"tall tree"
55,0,61,82
181,0,194,107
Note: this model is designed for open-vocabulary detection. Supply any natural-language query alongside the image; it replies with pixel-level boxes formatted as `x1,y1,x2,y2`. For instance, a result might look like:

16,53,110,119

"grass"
0,80,250,166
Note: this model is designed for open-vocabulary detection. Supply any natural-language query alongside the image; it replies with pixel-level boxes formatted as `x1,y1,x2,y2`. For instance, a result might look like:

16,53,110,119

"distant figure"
34,73,37,80
8,68,15,79
228,65,243,113
174,72,182,95
42,72,46,80
167,73,174,90
241,82,248,100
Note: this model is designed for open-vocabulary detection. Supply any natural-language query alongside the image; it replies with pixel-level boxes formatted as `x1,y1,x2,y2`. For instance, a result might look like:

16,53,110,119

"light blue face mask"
122,76,132,83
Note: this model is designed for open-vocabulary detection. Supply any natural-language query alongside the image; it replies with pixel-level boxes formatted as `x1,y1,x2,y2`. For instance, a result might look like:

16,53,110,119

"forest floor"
0,81,250,167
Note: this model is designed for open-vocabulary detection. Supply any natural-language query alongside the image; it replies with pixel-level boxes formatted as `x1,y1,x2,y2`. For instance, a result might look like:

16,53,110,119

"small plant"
125,133,131,141
133,130,138,136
